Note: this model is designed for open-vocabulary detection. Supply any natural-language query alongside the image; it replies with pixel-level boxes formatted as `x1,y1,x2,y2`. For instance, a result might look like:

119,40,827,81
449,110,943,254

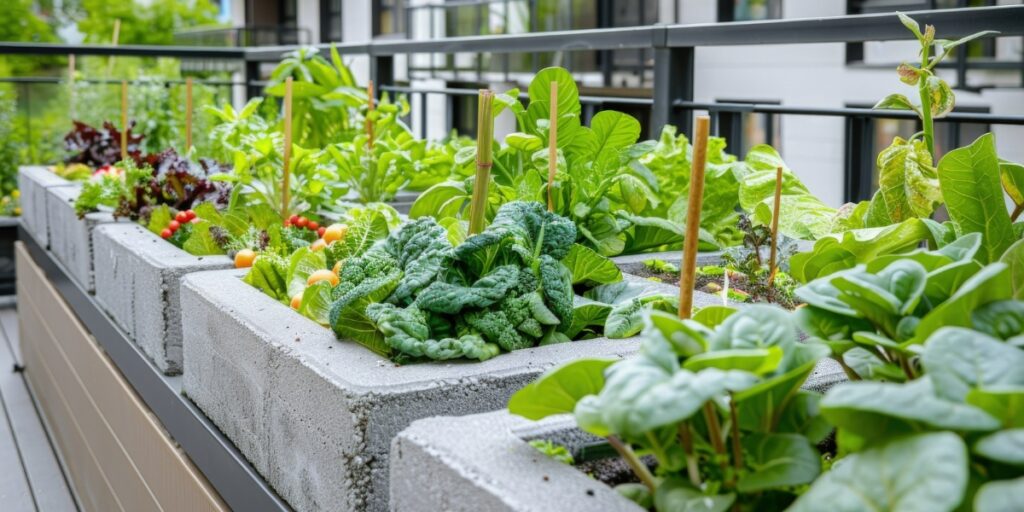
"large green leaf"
921,327,1024,401
789,432,968,512
561,243,622,285
937,133,1014,263
527,67,581,117
966,388,1024,428
1000,239,1024,300
286,247,327,298
1001,160,1024,208
507,358,616,420
653,479,734,512
181,220,226,256
790,219,932,283
916,262,1012,342
736,433,821,492
298,280,334,325
974,477,1024,512
590,110,641,170
864,137,940,226
820,379,1000,441
974,429,1024,466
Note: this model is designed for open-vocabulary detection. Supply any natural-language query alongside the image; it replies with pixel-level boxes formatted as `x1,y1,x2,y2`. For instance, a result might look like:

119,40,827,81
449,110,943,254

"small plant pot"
392,354,848,511
45,184,127,292
180,269,679,511
18,166,71,248
92,223,232,375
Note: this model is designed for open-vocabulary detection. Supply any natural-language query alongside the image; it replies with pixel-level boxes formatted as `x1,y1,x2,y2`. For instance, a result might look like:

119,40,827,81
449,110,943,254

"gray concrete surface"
92,223,232,375
45,184,124,292
180,269,649,512
18,166,71,249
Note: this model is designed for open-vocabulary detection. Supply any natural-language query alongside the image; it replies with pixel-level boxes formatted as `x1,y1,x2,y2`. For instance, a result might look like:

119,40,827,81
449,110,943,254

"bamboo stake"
546,81,558,212
68,54,76,119
468,90,494,235
120,80,128,162
107,19,121,77
677,116,711,319
185,77,193,152
767,166,783,285
366,80,376,149
281,77,294,220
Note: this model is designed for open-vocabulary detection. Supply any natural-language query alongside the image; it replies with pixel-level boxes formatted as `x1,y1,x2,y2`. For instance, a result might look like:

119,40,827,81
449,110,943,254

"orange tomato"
322,223,348,244
290,293,302,310
307,269,340,287
310,238,327,251
234,249,256,269
332,260,342,275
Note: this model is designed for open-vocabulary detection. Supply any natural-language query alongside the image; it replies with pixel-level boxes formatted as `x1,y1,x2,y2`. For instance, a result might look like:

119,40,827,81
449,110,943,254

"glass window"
321,0,343,42
721,0,782,22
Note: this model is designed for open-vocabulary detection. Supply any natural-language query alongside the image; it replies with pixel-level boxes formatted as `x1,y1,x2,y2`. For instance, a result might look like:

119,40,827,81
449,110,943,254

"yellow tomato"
307,269,340,287
322,223,349,244
234,249,256,269
310,238,327,251
290,293,303,310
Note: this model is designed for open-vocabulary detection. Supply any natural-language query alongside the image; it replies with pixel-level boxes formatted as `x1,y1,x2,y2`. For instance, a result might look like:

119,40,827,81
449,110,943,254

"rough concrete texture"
45,184,125,292
391,411,643,512
92,223,232,375
18,166,71,248
391,354,848,511
181,269,653,512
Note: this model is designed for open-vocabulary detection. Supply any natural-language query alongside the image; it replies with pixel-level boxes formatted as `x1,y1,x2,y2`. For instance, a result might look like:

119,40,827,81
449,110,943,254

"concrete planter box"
45,184,126,292
180,269,721,511
391,358,848,511
92,223,232,375
18,166,71,248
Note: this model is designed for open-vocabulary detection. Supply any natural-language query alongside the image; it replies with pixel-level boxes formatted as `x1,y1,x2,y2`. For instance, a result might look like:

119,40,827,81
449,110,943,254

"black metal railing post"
650,43,693,137
371,55,395,92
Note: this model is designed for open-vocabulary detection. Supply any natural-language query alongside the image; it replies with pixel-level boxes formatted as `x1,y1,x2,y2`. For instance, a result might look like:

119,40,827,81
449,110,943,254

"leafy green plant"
510,305,831,510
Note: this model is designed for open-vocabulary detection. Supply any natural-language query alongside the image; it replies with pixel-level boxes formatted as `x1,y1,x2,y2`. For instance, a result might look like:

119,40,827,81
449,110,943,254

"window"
321,0,343,43
846,0,996,63
719,0,782,22
375,0,407,36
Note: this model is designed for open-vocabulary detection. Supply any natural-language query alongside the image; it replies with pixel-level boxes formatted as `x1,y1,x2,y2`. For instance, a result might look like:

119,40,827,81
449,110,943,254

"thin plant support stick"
767,165,783,285
547,81,558,212
281,77,294,220
366,80,376,150
468,90,494,235
68,54,75,119
120,80,128,162
607,435,657,492
107,19,120,77
185,77,193,152
703,402,728,472
678,115,711,319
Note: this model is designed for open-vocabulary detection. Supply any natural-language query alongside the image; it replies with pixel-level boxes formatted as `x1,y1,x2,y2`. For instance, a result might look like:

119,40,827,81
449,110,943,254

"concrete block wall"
180,269,690,511
18,166,71,248
45,184,124,292
92,223,232,375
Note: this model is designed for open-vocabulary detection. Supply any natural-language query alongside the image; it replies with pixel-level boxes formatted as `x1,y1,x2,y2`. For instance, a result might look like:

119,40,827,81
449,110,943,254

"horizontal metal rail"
0,77,245,87
0,42,247,59
674,101,1024,125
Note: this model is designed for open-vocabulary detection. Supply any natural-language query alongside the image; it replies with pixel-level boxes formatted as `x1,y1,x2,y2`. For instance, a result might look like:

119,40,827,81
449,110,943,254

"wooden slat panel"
16,244,226,512
0,309,77,512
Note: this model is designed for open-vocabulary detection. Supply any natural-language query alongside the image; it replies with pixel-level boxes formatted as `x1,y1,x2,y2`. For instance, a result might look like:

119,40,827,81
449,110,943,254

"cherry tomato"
185,209,196,221
307,221,319,231
160,228,172,239
317,227,326,237
175,211,189,223
322,224,348,244
234,249,256,269
296,216,309,228
168,220,181,231
289,214,300,225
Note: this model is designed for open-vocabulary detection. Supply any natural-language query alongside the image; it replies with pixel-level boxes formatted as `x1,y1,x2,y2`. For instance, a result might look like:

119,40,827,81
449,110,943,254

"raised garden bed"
92,223,233,375
18,166,70,249
46,183,126,292
180,268,724,511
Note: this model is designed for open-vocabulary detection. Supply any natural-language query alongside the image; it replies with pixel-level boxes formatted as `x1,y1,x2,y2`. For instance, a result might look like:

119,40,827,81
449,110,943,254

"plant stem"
547,81,558,212
281,76,293,219
1011,203,1024,222
919,44,935,157
703,402,728,476
607,435,657,492
834,355,862,381
677,422,702,487
767,166,783,287
899,354,917,381
728,396,743,475
468,90,494,235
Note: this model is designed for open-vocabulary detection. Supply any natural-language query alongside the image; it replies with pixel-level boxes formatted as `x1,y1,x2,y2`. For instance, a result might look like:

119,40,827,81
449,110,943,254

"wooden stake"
678,116,711,319
547,82,558,212
468,90,494,235
281,77,294,220
107,19,121,76
185,77,193,152
68,54,76,119
768,166,784,285
366,80,376,149
120,80,129,162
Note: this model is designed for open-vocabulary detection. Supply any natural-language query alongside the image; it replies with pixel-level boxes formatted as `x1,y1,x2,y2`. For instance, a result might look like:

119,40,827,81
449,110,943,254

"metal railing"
173,25,313,47
1,4,1023,202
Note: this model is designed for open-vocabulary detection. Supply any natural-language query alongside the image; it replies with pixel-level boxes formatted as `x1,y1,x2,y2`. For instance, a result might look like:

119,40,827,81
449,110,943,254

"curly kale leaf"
366,303,499,361
243,254,289,302
464,309,534,352
500,291,560,338
453,201,577,269
329,253,403,356
375,217,452,305
414,265,520,314
539,254,574,329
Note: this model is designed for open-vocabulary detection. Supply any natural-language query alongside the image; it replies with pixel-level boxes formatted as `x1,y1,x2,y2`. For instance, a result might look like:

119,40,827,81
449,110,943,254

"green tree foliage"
77,0,219,45
0,0,59,75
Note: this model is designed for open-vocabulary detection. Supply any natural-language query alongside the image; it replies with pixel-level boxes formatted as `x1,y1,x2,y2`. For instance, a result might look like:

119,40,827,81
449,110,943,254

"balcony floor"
0,300,78,512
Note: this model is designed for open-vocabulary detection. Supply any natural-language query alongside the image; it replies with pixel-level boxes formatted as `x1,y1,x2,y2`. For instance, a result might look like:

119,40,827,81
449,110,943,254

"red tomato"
160,228,172,239
185,209,196,221
307,221,319,231
317,227,326,237
289,214,300,225
296,216,309,228
168,220,181,231
175,211,189,223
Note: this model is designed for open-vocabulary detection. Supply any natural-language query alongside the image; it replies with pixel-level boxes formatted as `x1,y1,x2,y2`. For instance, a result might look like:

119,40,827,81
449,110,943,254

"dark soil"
631,266,798,309
578,455,656,487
